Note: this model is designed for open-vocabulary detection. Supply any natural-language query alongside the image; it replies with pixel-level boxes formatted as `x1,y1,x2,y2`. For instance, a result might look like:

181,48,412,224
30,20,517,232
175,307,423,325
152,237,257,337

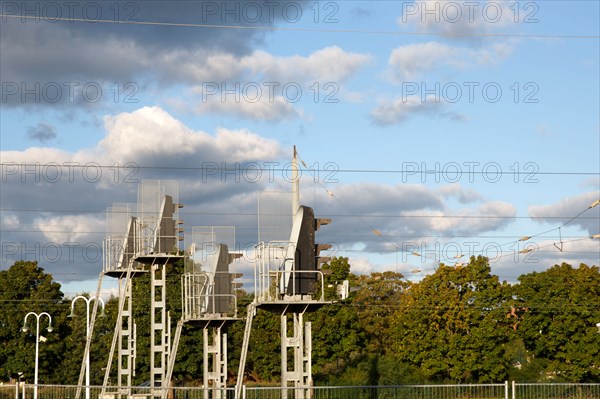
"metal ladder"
235,303,255,399
162,319,184,399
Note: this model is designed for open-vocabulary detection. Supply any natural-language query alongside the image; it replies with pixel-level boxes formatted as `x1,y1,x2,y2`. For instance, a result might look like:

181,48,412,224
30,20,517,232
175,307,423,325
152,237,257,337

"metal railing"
243,383,509,399
103,218,140,273
12,385,236,399
103,217,181,274
181,272,239,320
512,382,600,398
254,241,326,303
11,382,600,399
0,384,18,399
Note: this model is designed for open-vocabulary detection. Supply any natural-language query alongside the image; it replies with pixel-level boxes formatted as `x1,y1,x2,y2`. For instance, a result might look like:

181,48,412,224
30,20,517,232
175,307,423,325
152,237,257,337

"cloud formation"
1,106,523,281
27,123,57,143
370,96,467,125
528,192,600,236
387,41,513,82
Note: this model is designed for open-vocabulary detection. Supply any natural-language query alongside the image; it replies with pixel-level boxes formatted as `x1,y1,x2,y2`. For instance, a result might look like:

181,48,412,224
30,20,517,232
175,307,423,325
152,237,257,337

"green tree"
321,257,351,300
392,256,512,382
311,302,364,381
352,271,408,355
513,263,600,382
62,293,119,386
0,261,68,383
313,266,409,385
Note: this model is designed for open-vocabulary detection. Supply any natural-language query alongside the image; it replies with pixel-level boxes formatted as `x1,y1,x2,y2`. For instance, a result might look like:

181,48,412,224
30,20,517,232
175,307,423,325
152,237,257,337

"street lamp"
21,312,53,399
68,296,105,399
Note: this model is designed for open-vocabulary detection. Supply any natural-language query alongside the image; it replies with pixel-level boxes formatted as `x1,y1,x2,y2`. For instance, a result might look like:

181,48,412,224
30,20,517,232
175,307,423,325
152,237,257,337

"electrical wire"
293,148,600,267
1,14,598,40
1,162,597,176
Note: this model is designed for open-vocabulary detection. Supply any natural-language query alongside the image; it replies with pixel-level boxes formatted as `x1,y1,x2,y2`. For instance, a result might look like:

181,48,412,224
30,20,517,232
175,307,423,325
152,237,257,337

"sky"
0,0,599,298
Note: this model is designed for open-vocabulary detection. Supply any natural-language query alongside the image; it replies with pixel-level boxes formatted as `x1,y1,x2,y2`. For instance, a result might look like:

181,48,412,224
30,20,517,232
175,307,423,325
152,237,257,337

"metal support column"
281,313,312,399
203,327,228,399
117,276,135,392
151,262,168,394
303,322,312,394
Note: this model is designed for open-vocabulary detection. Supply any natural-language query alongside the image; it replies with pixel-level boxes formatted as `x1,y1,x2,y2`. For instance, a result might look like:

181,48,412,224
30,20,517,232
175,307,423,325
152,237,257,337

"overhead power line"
1,14,598,40
293,148,600,266
1,162,597,176
1,208,598,220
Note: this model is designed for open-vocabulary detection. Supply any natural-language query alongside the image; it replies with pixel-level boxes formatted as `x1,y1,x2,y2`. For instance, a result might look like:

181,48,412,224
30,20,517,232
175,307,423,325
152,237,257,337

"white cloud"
347,257,379,274
1,214,20,229
401,200,516,235
166,46,371,86
305,182,516,257
3,106,283,179
0,106,285,281
33,214,104,243
581,177,600,189
100,106,282,163
388,42,462,81
238,46,372,84
195,94,303,121
398,0,517,39
1,1,305,102
177,46,371,120
3,22,371,120
492,238,600,283
387,41,513,82
528,192,600,235
436,185,485,204
390,1,517,82
370,95,467,126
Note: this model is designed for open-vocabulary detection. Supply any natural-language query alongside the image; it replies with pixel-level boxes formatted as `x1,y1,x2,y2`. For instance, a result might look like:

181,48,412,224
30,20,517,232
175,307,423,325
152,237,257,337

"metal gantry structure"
101,180,183,399
169,226,241,399
77,148,333,399
235,147,332,399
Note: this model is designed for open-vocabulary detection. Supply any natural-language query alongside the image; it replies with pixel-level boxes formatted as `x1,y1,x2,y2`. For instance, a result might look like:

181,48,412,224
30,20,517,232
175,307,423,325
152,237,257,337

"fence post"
14,384,18,399
504,381,508,399
512,381,516,399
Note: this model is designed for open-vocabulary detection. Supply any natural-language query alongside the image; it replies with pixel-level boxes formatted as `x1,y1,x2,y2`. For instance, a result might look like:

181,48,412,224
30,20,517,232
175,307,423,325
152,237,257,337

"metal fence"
4,383,600,399
243,383,508,399
512,382,600,399
0,384,19,399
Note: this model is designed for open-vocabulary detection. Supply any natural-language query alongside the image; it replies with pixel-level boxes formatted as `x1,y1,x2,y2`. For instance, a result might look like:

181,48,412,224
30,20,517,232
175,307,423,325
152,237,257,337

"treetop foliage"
2,258,600,385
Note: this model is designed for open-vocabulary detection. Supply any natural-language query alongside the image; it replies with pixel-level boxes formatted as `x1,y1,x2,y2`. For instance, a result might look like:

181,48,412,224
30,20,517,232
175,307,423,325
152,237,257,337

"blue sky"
0,0,598,297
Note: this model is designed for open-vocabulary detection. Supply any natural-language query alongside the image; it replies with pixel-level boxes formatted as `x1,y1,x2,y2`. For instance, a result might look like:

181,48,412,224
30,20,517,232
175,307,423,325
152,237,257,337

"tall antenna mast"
292,145,300,216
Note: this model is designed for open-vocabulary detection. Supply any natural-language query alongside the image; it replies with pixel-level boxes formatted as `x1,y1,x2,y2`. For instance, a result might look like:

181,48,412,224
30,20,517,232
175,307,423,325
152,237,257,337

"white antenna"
292,145,300,217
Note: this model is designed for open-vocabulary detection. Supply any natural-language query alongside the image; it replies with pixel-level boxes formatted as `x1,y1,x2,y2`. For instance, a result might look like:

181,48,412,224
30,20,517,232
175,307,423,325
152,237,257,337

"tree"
513,263,600,382
0,261,67,383
313,264,409,384
392,256,513,382
311,302,364,381
352,271,408,355
61,293,119,386
321,257,351,300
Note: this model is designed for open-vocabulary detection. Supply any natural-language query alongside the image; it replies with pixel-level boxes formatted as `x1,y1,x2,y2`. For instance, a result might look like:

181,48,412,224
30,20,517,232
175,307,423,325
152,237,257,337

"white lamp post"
68,296,105,399
22,312,53,399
